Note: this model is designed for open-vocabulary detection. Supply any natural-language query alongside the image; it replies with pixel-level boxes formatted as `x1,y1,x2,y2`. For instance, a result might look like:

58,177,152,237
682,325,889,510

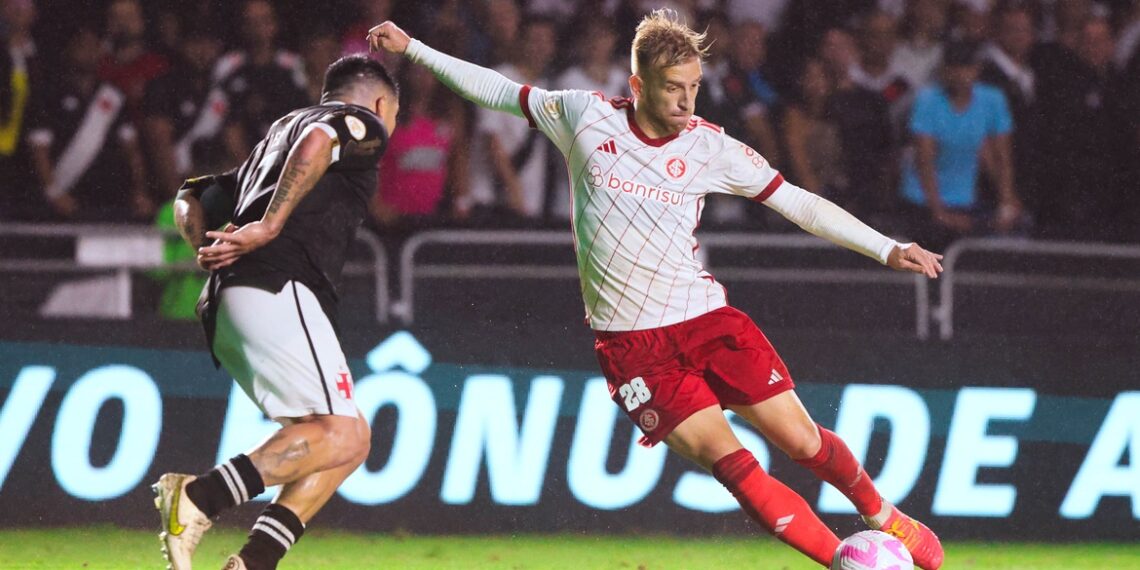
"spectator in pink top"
373,63,460,229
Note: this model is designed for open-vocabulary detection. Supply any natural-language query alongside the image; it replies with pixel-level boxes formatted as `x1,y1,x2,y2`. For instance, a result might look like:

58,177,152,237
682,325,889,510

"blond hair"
630,9,708,75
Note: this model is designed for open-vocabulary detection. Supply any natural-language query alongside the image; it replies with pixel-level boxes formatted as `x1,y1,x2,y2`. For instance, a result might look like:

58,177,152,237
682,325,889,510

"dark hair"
322,54,399,98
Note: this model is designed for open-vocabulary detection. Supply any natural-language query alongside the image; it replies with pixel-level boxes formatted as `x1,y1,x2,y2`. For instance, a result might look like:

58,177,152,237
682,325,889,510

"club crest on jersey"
639,409,660,432
665,156,687,179
345,115,367,141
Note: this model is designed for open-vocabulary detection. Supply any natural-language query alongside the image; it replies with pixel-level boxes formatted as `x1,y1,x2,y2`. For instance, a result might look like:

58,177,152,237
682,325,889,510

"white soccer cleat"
153,473,213,570
221,555,248,569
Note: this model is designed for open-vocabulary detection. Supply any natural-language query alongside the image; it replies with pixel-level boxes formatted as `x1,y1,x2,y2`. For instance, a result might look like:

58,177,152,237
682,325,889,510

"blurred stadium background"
2,0,1139,568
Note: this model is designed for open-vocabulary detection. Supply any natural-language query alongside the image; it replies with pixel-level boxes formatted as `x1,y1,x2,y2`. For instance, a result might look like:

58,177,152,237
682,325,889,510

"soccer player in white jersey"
370,11,944,569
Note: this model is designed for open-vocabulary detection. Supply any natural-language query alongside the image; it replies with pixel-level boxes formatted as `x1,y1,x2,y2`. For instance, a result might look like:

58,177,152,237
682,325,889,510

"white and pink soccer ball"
831,530,914,570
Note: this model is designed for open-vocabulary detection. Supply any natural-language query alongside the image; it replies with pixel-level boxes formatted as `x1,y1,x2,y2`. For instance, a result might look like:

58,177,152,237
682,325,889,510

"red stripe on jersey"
752,173,785,203
695,119,721,132
519,84,537,129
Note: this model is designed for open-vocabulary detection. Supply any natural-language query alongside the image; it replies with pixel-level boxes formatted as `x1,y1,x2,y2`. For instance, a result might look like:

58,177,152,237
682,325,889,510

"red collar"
618,100,692,147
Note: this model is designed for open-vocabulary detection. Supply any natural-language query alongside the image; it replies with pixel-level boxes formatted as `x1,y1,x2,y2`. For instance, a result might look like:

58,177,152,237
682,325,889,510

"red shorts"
594,306,794,447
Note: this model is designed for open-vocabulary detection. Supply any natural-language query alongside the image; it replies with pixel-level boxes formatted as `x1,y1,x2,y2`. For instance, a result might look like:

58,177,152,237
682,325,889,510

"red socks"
713,449,839,567
795,425,883,517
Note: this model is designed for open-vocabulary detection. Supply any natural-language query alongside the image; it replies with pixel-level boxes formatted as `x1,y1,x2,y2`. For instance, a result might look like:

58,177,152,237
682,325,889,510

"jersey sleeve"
310,108,388,170
519,87,602,154
706,132,786,202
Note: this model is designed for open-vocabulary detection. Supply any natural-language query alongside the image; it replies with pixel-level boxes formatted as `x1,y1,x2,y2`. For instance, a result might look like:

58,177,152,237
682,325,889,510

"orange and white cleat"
862,501,943,570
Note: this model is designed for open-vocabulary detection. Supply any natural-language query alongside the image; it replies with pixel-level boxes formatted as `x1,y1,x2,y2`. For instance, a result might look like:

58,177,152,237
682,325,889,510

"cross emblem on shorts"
336,372,353,399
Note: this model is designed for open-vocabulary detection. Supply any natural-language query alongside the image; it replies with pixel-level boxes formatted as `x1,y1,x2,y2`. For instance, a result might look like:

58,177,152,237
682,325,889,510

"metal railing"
0,223,389,323
394,229,930,335
4,225,1137,337
933,238,1140,339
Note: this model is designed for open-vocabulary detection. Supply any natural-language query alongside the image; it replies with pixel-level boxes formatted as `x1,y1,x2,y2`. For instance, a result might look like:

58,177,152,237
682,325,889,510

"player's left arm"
764,183,944,278
719,139,942,278
197,127,335,270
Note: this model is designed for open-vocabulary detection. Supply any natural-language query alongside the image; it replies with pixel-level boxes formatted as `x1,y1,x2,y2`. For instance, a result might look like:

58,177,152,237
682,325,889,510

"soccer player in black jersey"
153,55,398,570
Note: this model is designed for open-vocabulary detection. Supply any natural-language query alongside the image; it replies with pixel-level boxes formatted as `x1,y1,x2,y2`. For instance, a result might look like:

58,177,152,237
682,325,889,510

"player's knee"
783,424,822,460
319,415,370,465
348,415,371,466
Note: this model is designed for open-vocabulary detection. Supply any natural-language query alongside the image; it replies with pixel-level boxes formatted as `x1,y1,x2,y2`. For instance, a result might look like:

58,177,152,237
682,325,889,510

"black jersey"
25,79,136,220
210,102,388,320
213,50,310,143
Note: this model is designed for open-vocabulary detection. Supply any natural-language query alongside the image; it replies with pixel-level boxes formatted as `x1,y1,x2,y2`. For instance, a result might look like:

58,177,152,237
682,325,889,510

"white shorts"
212,281,357,420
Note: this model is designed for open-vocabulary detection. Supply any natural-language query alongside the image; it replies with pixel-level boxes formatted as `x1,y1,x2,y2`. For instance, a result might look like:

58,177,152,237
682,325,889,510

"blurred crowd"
1,0,1138,247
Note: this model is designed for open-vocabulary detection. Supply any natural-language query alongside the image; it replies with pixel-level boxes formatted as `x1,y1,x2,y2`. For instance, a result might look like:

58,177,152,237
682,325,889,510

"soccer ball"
831,530,914,570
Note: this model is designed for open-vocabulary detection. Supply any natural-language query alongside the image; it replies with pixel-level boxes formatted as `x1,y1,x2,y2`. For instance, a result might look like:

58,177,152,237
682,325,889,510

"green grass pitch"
1,526,1138,569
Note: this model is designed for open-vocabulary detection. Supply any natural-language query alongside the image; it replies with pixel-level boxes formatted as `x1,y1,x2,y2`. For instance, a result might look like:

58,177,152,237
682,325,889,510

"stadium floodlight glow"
441,375,564,506
933,387,1036,517
51,365,162,500
567,378,667,510
819,384,931,514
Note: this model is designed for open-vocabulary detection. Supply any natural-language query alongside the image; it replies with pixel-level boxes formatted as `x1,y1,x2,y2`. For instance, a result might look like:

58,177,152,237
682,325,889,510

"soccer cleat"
862,501,943,570
221,555,248,569
153,473,213,570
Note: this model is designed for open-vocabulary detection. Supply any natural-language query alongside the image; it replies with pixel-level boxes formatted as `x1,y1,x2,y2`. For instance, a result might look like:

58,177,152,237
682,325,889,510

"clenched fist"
367,21,411,54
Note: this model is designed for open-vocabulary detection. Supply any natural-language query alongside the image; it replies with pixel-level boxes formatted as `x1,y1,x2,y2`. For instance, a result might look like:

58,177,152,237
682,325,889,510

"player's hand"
367,21,411,54
197,221,278,270
887,243,943,279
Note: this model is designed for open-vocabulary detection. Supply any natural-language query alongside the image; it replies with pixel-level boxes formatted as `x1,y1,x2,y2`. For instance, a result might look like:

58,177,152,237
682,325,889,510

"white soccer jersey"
519,86,785,331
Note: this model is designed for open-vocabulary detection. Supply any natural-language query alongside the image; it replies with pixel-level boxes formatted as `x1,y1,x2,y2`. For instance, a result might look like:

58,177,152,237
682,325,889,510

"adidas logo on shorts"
768,369,784,385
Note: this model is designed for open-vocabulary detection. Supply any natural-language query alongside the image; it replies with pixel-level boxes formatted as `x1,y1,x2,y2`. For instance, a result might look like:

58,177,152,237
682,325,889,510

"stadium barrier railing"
394,229,931,337
0,223,390,323
934,237,1140,339
6,225,1139,339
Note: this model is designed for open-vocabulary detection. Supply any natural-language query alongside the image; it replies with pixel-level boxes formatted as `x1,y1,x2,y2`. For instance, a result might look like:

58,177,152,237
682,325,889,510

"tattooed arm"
260,127,336,235
197,128,335,271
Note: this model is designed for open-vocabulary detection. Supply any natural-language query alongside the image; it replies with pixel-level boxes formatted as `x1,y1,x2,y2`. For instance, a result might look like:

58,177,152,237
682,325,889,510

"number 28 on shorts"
618,377,652,411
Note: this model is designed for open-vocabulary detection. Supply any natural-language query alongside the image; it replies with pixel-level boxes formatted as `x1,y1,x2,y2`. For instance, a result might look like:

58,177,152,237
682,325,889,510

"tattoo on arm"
267,158,311,216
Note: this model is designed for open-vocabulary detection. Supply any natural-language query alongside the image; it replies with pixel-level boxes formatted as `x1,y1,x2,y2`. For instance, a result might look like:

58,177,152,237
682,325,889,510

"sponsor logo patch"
345,115,367,140
543,97,561,119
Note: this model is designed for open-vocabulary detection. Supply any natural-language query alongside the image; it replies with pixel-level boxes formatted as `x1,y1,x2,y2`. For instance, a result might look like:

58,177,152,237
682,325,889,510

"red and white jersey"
519,86,786,331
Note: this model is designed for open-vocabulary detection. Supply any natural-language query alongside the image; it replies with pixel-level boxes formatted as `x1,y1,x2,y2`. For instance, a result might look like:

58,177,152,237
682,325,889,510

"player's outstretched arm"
764,183,943,278
197,129,335,270
368,21,525,119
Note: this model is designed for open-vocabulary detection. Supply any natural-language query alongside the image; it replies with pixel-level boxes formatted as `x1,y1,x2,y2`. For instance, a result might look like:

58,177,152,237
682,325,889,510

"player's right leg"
154,282,367,569
224,414,369,570
155,413,369,570
731,392,944,570
663,405,840,567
